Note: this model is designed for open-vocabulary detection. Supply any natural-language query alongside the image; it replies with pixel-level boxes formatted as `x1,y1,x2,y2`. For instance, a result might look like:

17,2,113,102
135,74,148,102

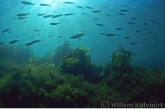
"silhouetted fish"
135,30,141,33
17,17,27,20
130,42,137,45
127,21,136,25
40,4,51,6
64,2,75,4
120,9,129,12
25,42,33,46
77,6,84,9
22,1,35,5
34,29,42,32
96,24,105,26
0,42,4,45
48,34,54,37
118,13,125,15
106,34,117,36
32,40,41,43
9,40,19,44
64,13,75,16
57,36,63,38
70,35,81,39
93,10,102,13
141,42,145,44
131,17,138,20
37,13,46,16
17,13,30,16
143,23,148,25
50,23,60,25
2,29,10,33
116,28,123,30
100,33,106,35
86,6,94,9
106,14,111,17
52,14,63,18
43,15,53,18
124,37,130,39
94,18,99,20
151,20,157,23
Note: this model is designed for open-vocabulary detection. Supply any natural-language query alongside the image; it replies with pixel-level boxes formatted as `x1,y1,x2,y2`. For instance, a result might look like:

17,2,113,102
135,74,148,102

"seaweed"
0,43,165,108
111,44,135,73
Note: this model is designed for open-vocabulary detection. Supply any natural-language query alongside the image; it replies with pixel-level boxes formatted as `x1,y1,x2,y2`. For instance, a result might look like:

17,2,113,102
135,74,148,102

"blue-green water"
0,0,165,69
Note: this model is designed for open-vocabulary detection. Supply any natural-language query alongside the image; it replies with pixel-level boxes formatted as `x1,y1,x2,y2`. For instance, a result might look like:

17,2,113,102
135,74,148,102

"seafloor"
0,43,164,108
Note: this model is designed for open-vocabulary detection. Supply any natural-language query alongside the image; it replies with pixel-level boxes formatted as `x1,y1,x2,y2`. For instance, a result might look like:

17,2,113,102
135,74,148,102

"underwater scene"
0,0,165,108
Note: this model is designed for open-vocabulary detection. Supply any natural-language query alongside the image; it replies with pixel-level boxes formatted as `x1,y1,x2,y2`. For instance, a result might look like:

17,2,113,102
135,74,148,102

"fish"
93,10,102,13
43,15,53,18
2,29,10,33
118,13,125,15
77,6,84,9
141,42,145,44
131,17,138,20
143,23,148,25
48,34,54,37
86,6,94,9
124,37,130,39
50,23,60,25
127,21,136,25
94,18,99,20
64,2,75,4
120,9,129,12
52,14,63,18
70,35,81,39
22,33,26,35
17,13,30,16
22,1,35,5
106,34,117,36
32,40,41,43
0,42,4,45
70,32,85,39
34,29,42,32
81,13,88,15
100,33,107,35
135,30,141,33
151,20,157,23
96,24,105,26
57,36,63,38
25,42,33,46
75,33,85,37
116,28,123,30
37,13,46,16
9,40,19,44
130,42,137,45
23,21,27,23
8,31,12,33
17,17,27,20
149,31,152,33
40,4,51,6
106,14,111,17
64,13,75,16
